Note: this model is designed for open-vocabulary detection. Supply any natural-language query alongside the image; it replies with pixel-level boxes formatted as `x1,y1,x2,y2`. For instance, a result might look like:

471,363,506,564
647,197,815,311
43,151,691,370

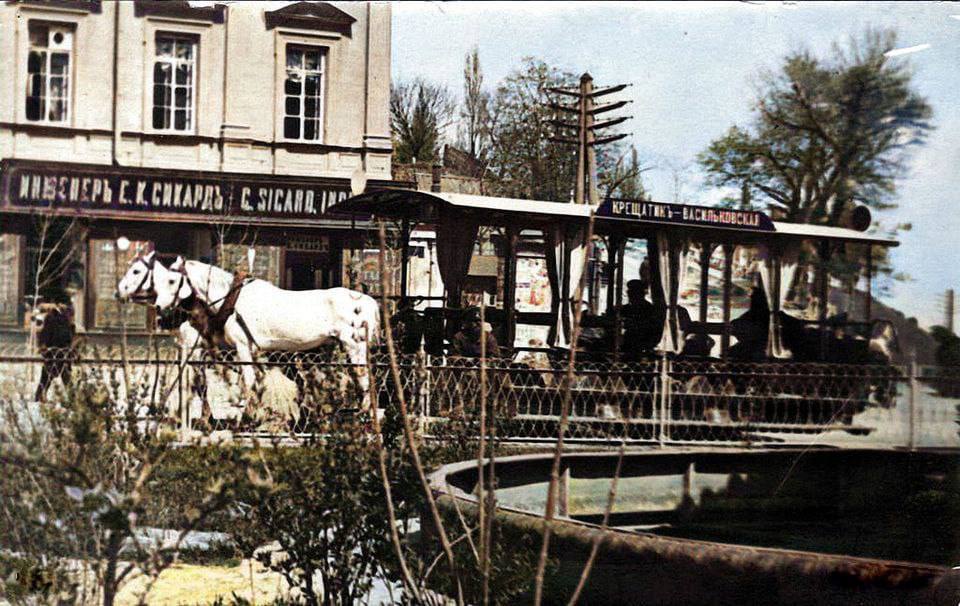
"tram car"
329,189,900,441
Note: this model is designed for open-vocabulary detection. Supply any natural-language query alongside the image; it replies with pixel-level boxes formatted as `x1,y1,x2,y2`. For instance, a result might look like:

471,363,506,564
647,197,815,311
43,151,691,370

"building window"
152,34,197,132
283,45,325,141
217,244,282,286
26,23,73,124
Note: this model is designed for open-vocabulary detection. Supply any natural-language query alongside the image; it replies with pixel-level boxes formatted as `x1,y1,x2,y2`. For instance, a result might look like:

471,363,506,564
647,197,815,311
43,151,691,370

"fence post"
908,356,918,451
178,358,188,442
658,353,670,446
421,353,431,434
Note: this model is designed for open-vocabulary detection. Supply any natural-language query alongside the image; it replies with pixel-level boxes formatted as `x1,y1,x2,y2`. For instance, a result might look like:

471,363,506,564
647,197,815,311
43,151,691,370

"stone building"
0,0,402,338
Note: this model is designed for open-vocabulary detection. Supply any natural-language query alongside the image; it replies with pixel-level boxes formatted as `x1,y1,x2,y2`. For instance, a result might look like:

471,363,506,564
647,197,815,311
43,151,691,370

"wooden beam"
699,243,711,325
721,244,733,357
503,227,518,351
400,217,410,301
865,246,873,322
818,240,831,359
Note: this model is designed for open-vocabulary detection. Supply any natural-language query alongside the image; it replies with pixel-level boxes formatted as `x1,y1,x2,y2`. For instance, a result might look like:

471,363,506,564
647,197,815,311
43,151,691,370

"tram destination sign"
599,198,775,232
0,160,357,222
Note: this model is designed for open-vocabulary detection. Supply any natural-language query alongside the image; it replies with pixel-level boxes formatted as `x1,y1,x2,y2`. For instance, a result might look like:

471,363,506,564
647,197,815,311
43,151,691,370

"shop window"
90,239,150,330
283,45,325,141
0,235,23,326
152,33,197,132
26,23,73,124
218,244,281,286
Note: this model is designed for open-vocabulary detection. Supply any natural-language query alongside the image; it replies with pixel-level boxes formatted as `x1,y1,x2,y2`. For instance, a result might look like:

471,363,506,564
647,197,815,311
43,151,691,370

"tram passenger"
728,286,769,360
451,306,500,358
617,279,664,359
391,299,424,355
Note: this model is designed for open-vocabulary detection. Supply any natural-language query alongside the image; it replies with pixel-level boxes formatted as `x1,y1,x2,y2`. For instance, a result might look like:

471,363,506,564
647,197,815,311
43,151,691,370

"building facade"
0,0,401,337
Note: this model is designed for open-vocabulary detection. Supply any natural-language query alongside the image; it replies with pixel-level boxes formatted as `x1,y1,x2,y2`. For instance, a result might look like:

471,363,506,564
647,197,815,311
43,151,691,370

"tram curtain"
436,209,479,308
759,243,800,358
546,223,590,348
655,232,691,354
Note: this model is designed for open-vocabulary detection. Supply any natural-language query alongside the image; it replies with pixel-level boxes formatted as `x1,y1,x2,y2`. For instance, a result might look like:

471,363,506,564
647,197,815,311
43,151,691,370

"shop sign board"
0,160,366,223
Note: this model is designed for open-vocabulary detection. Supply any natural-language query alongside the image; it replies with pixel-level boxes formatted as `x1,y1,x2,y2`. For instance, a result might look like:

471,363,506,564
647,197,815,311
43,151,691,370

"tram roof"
332,189,898,247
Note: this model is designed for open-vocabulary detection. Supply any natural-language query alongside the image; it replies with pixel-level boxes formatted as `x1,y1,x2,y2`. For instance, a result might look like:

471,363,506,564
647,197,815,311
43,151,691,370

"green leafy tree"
700,28,931,222
484,58,578,201
391,78,456,164
699,28,932,296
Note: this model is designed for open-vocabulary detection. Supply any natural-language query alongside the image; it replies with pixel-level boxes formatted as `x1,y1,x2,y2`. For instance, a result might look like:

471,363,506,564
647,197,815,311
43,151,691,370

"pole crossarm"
589,116,631,131
545,86,583,98
588,99,631,115
548,118,581,130
589,133,629,146
587,83,631,98
546,102,581,114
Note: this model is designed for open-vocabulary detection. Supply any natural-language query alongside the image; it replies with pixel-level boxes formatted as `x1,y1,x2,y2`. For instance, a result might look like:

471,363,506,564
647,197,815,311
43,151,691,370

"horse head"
154,256,195,311
116,250,162,303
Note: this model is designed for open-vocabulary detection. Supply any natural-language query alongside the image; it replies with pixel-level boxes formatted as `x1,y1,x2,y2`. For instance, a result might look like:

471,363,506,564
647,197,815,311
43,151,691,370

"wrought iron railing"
0,343,956,448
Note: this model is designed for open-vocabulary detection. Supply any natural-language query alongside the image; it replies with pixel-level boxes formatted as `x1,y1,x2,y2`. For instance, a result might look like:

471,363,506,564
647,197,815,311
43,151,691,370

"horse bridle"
131,254,156,298
168,270,193,311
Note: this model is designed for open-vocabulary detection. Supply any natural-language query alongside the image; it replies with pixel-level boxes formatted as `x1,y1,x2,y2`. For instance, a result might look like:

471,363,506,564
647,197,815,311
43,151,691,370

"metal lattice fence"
0,343,957,449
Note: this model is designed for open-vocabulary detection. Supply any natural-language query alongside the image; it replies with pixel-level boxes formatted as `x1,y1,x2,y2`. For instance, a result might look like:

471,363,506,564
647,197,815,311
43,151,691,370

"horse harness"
172,270,260,349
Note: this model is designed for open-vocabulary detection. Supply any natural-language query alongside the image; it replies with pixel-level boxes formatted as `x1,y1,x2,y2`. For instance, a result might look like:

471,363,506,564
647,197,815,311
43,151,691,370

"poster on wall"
515,257,551,312
0,235,21,325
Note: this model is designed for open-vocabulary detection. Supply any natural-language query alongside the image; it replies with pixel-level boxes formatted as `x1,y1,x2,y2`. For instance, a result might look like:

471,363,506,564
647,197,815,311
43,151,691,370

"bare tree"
459,46,492,162
391,78,456,164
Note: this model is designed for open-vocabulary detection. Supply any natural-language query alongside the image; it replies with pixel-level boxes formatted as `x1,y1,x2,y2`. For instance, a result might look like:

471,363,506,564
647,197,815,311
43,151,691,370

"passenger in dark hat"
451,306,499,358
615,279,664,358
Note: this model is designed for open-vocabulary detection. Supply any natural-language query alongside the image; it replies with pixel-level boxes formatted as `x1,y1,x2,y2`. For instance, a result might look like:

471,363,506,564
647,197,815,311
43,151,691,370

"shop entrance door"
285,251,334,291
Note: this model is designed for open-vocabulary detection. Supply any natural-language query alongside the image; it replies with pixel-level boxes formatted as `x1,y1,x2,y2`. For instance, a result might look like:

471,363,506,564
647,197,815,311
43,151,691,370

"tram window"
680,243,728,323
730,245,762,318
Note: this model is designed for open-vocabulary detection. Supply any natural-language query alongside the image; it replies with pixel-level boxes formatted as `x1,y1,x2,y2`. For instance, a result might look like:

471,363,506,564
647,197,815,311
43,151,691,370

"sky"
392,1,960,328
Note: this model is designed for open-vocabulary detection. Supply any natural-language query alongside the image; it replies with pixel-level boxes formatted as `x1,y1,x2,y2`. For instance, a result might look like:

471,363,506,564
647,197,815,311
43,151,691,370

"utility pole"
547,74,632,204
946,289,955,333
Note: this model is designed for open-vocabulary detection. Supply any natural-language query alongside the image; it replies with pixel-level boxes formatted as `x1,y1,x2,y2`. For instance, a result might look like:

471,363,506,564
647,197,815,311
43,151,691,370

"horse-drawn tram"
325,189,902,444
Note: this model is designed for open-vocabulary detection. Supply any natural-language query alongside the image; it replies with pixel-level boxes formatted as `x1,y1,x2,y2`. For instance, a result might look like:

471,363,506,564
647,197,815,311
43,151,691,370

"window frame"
24,21,74,126
150,31,199,134
281,43,327,143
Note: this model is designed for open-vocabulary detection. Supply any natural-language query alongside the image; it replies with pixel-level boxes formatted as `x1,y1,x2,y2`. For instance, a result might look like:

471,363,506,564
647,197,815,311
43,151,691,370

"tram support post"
721,244,734,357
865,245,873,322
400,217,410,301
503,227,518,350
699,242,711,325
817,240,831,360
613,237,626,360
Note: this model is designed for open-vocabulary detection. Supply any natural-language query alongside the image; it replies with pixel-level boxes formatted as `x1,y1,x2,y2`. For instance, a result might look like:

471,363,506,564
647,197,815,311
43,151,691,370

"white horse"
154,257,380,407
116,251,209,414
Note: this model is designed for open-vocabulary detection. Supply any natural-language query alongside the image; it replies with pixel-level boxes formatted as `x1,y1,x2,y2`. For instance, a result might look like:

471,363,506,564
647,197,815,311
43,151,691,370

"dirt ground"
115,559,288,606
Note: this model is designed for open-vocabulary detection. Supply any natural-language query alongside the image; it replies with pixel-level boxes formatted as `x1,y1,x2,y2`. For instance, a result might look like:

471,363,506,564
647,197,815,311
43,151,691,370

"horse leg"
35,361,52,402
344,341,371,411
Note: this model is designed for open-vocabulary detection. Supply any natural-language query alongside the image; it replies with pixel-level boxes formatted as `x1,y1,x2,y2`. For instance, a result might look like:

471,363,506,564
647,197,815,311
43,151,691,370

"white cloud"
884,43,932,58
